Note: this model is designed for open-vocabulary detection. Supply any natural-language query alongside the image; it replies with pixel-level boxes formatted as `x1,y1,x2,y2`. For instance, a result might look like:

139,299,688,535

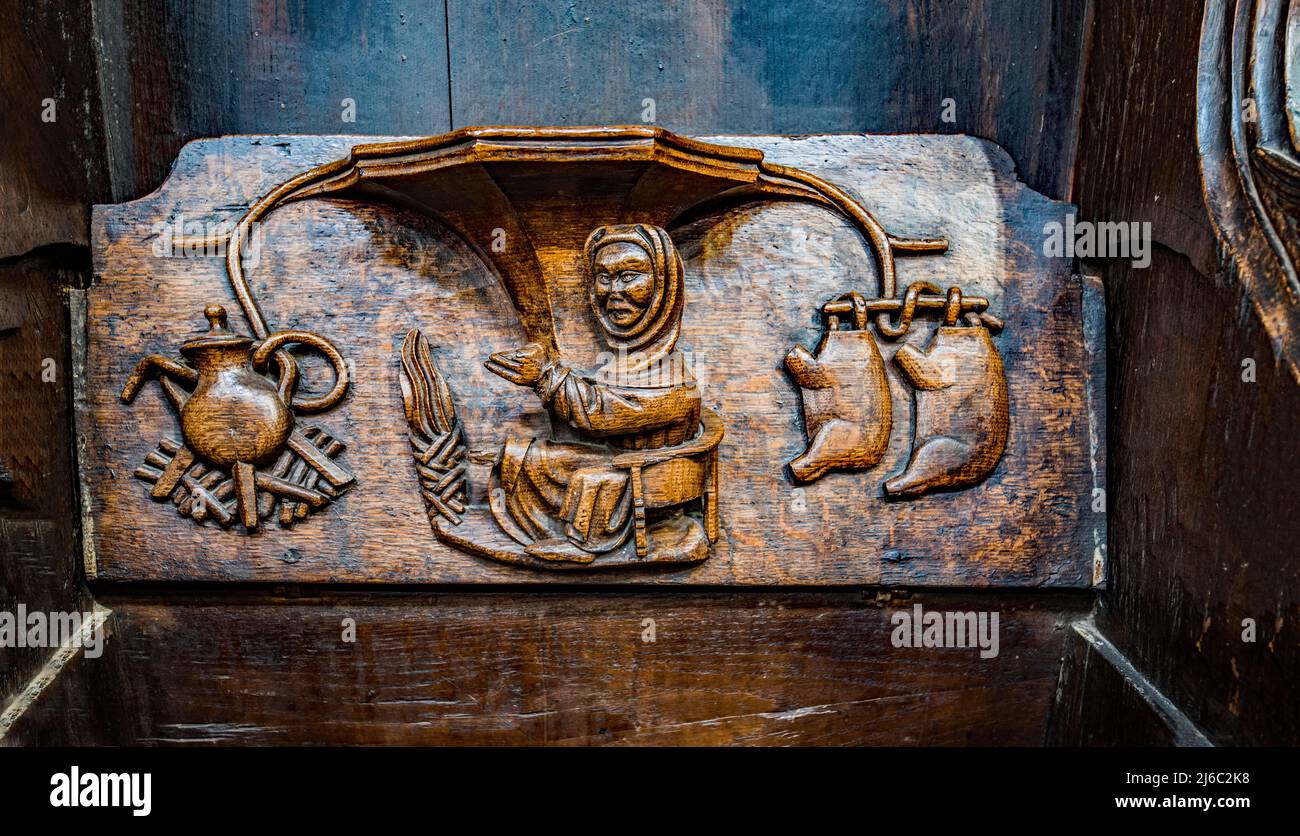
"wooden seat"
611,407,723,558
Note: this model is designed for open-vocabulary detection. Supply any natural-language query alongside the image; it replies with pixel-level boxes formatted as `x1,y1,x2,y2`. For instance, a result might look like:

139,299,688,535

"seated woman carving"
484,223,701,563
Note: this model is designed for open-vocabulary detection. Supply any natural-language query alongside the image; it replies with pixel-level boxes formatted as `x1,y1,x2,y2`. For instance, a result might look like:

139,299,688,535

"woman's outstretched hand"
485,342,551,387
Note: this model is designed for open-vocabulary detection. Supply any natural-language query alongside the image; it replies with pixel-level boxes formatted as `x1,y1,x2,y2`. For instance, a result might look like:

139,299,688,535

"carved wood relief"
80,128,1104,586
1199,0,1300,383
120,304,354,530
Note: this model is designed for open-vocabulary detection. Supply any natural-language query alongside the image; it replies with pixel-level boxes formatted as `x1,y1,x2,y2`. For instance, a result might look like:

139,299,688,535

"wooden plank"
446,0,1091,200
6,590,1092,745
1072,0,1216,274
0,0,112,256
1086,246,1300,746
1046,621,1211,746
90,0,452,201
1071,0,1300,746
81,132,1100,587
0,254,92,706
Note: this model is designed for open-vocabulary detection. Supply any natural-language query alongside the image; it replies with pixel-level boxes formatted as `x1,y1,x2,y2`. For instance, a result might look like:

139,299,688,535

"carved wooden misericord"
81,127,1104,586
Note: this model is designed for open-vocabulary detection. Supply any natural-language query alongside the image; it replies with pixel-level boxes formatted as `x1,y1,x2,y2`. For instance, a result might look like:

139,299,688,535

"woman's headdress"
584,223,683,355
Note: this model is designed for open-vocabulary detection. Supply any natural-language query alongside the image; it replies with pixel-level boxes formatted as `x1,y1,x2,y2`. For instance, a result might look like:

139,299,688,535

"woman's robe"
491,358,701,561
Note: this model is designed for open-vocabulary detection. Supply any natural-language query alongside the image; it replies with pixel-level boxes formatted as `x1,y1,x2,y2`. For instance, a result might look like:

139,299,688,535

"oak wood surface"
81,132,1103,587
1059,0,1300,746
7,589,1091,746
89,0,451,202
1047,622,1194,746
0,1,1150,748
0,254,90,705
0,2,111,258
78,1,1092,203
445,0,1091,200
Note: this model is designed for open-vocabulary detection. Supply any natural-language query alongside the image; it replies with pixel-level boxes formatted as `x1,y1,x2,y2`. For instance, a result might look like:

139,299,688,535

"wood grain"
0,253,91,705
1046,621,1204,746
6,589,1092,745
1066,0,1300,746
445,0,1091,200
81,133,1103,586
1071,0,1215,275
0,1,111,258
89,0,451,201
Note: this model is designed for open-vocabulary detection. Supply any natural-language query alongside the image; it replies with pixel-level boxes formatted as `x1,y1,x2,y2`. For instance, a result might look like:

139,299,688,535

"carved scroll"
1199,0,1300,383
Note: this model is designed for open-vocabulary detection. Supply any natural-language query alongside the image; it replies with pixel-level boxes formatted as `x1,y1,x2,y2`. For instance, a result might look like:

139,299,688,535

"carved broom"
399,329,469,525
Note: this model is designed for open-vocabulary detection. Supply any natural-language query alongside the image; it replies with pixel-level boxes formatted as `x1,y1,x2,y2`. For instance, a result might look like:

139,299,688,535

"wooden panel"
1091,247,1300,746
0,1,111,257
90,0,451,201
1068,0,1300,746
1046,622,1208,746
80,133,1101,586
0,0,1109,748
0,1,104,716
0,253,91,704
1072,0,1215,276
446,0,1091,200
5,589,1092,745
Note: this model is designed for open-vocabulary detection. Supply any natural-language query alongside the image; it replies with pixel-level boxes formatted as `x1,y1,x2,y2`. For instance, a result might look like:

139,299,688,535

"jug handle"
251,330,350,413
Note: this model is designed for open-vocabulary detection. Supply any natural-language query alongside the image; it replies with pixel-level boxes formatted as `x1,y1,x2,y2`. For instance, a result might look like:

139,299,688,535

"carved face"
592,242,656,329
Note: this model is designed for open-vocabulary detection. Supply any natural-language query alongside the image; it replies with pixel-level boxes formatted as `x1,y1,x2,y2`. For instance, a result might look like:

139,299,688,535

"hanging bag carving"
785,291,892,483
886,291,1009,498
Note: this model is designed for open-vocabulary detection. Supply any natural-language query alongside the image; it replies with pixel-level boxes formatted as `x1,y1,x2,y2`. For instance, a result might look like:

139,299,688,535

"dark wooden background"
1,0,1294,745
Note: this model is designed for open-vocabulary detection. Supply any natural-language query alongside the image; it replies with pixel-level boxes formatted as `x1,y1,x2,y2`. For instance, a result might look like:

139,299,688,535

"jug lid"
180,305,254,356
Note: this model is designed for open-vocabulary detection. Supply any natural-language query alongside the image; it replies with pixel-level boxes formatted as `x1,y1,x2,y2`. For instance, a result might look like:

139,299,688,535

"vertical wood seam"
1063,0,1098,205
444,0,455,129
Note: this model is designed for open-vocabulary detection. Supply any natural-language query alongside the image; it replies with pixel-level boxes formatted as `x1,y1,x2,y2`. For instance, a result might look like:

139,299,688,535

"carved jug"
177,305,345,469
